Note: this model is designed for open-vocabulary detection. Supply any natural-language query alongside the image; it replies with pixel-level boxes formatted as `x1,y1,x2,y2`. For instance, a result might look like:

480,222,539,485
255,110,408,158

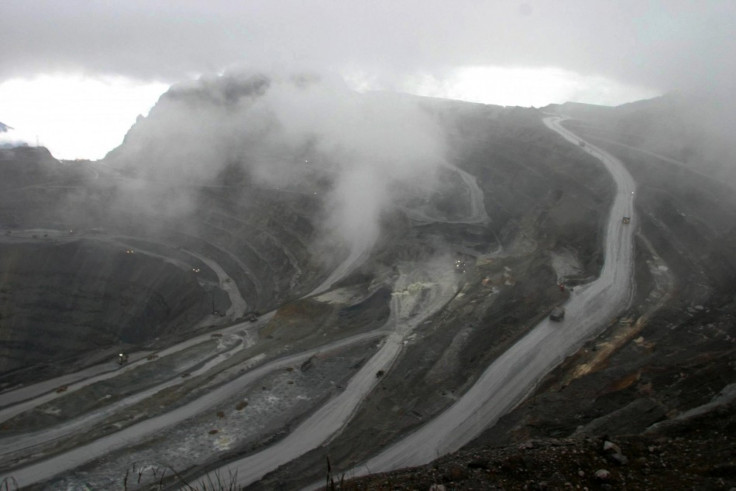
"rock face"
0,239,207,377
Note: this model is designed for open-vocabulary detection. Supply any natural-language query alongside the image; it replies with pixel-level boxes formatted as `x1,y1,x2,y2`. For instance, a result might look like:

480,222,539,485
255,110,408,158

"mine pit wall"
183,189,327,313
452,109,614,280
0,239,209,386
0,148,337,389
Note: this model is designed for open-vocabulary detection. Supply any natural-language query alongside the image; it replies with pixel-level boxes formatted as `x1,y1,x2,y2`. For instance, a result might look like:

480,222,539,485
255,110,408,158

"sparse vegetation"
119,463,238,491
0,477,19,491
325,456,346,491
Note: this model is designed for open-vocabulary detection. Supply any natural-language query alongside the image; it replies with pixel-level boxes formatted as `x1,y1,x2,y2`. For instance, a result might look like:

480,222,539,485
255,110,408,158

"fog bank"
106,69,447,259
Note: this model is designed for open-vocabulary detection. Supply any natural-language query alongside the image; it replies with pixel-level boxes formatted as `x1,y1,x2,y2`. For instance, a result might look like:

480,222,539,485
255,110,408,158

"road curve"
0,314,261,425
184,248,249,319
400,163,489,225
315,160,489,296
347,116,636,476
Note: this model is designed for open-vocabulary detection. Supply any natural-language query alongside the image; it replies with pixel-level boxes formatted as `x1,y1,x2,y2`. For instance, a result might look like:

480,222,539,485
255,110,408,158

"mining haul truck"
550,307,565,322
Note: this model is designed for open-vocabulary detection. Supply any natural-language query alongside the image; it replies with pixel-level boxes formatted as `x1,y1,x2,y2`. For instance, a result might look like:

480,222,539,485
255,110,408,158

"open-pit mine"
1,77,734,489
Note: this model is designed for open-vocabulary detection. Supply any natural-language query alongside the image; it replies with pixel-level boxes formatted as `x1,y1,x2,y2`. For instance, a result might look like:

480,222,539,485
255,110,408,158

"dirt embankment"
333,401,736,490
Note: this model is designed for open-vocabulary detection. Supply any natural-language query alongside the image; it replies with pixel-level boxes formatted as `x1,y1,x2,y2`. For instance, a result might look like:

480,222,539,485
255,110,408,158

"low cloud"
0,121,32,148
2,1,734,100
107,68,446,258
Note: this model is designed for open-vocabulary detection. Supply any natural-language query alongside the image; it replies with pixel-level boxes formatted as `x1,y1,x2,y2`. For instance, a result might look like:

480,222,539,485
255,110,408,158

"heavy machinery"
550,307,565,322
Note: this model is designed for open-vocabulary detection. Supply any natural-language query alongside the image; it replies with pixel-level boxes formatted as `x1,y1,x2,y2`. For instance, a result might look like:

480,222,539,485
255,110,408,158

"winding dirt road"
0,329,386,487
204,261,460,488
347,116,636,476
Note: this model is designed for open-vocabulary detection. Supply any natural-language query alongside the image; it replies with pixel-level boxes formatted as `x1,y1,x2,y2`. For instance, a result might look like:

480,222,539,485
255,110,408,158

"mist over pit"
106,69,448,261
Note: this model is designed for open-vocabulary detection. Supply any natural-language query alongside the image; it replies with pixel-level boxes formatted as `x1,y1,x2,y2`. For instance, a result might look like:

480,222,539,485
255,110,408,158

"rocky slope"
0,239,207,377
255,95,736,489
335,400,736,490
1,81,733,489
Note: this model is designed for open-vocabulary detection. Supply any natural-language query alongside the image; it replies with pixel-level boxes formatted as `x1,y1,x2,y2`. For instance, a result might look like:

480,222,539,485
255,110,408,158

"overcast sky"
1,0,733,159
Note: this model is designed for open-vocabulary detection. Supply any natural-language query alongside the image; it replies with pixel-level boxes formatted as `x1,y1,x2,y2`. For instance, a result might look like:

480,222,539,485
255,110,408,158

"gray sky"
1,0,733,159
2,0,733,93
